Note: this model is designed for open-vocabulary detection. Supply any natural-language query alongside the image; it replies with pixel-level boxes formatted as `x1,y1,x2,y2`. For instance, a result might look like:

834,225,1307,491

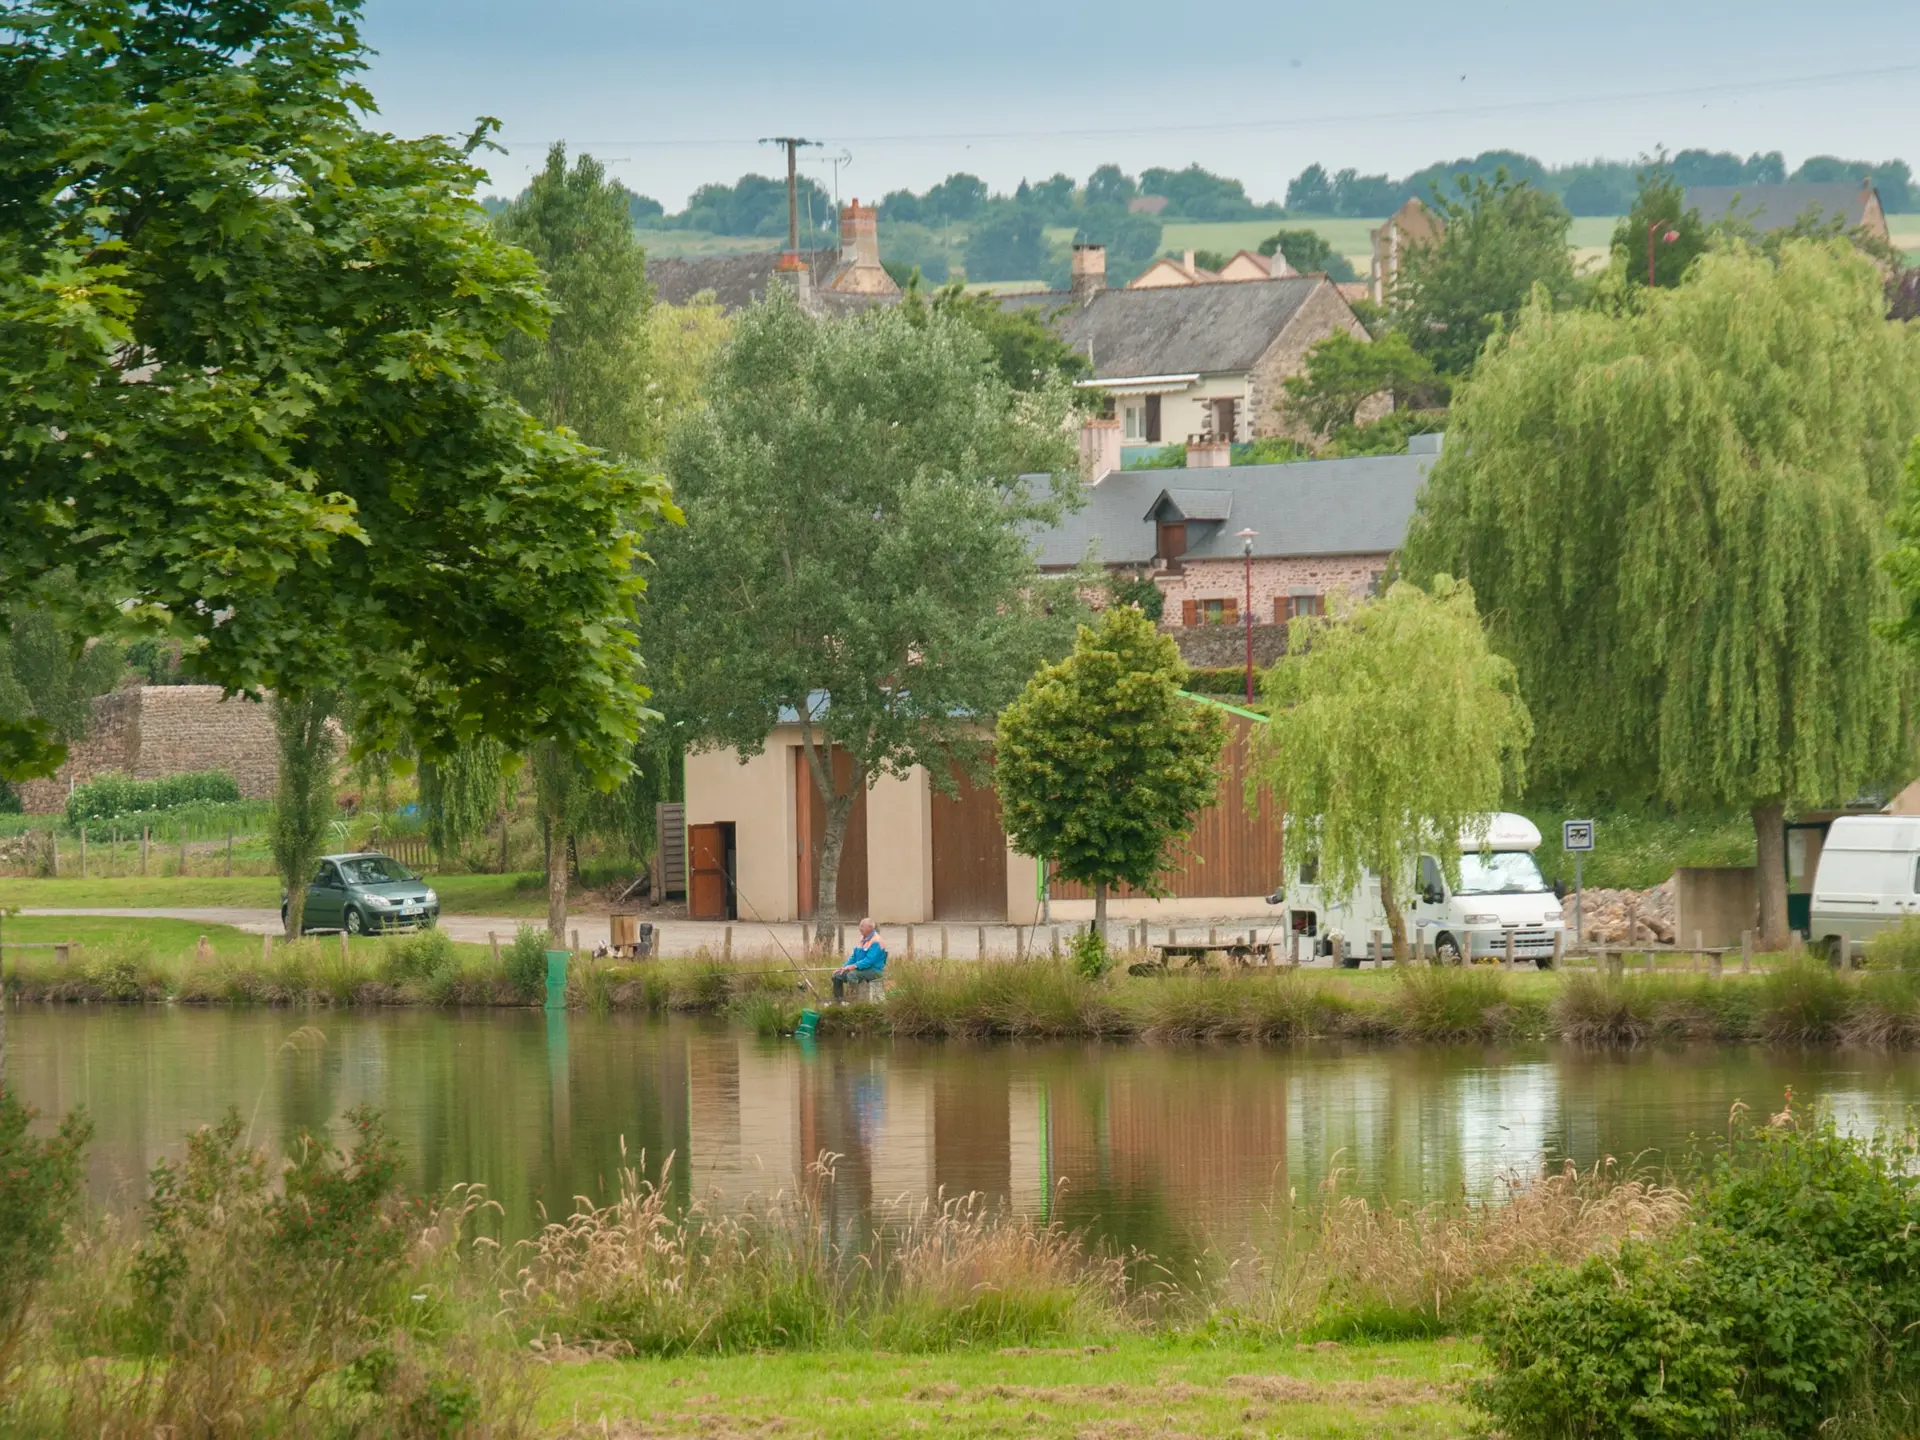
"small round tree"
1251,577,1532,963
996,607,1224,942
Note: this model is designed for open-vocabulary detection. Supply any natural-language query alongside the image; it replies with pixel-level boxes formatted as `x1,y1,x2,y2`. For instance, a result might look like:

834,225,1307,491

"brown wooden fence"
1048,707,1282,901
370,833,431,870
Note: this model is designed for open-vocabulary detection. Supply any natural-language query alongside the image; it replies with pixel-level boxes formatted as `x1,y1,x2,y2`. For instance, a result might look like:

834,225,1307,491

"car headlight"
1463,913,1500,925
1544,908,1563,922
424,889,437,905
365,894,392,908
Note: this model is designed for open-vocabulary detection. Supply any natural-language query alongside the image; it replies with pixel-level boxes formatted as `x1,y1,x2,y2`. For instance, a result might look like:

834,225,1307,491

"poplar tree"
1405,241,1920,947
1249,578,1531,963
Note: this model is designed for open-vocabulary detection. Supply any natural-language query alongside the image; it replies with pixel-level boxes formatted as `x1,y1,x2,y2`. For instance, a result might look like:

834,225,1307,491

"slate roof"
1029,449,1433,570
1684,182,1875,235
1047,277,1324,379
648,250,896,315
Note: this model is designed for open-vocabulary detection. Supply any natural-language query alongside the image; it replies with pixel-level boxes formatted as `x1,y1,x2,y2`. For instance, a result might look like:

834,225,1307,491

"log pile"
1569,879,1675,945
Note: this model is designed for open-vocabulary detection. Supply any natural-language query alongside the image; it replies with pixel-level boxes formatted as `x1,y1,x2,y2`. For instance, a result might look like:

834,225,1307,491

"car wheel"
344,907,365,937
1434,933,1464,965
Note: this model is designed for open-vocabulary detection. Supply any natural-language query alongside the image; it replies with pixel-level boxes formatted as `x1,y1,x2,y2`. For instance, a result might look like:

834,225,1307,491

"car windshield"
339,856,415,886
1456,851,1548,895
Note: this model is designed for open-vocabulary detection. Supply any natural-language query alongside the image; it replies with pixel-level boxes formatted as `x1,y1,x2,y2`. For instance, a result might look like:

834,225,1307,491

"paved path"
18,907,1303,961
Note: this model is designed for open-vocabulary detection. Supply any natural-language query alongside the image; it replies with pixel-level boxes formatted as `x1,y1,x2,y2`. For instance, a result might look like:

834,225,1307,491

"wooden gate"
653,802,686,901
688,822,730,921
1048,710,1280,901
795,748,869,919
932,767,1007,919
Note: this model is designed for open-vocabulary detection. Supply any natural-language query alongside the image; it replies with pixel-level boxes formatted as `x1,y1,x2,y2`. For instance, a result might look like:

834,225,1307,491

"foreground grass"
539,1338,1476,1438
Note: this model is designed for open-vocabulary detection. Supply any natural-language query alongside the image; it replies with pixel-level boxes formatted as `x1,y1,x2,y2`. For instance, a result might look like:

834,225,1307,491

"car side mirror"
1552,880,1568,900
1422,887,1443,906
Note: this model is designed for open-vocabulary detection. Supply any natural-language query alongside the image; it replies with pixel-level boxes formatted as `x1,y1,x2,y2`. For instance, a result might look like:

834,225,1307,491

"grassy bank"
9,917,1920,1051
0,872,561,915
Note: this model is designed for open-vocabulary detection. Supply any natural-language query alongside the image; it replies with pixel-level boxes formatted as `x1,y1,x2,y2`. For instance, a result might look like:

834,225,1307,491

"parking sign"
1563,819,1595,852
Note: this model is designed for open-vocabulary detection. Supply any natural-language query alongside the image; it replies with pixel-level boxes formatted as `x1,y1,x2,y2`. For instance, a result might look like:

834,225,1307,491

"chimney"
1078,416,1122,481
1187,437,1232,469
1070,243,1107,305
1184,249,1198,275
839,197,881,270
775,249,812,306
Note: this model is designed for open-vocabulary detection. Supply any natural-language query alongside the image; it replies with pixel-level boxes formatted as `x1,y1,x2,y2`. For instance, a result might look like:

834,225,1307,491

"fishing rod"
716,855,824,1000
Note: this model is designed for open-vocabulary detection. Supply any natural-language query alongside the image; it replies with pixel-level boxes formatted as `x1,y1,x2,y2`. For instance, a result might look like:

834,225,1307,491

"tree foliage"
651,290,1086,940
491,143,652,459
1257,228,1358,283
1393,168,1573,375
0,0,673,788
0,601,124,770
996,607,1224,938
1610,168,1709,289
1281,331,1438,439
911,284,1092,397
1251,577,1530,961
1404,241,1920,944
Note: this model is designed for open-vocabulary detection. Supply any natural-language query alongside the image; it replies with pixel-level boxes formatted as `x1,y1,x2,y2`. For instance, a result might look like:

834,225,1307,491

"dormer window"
1157,521,1187,561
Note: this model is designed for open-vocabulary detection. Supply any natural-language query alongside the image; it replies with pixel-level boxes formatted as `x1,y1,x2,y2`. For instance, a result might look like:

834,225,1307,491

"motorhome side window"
1419,855,1445,897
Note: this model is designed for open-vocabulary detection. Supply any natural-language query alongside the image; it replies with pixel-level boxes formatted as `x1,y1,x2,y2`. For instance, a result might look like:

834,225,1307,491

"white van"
1809,815,1920,958
1270,812,1566,966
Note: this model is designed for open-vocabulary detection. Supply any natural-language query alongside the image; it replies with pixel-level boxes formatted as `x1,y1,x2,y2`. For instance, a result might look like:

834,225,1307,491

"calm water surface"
15,1007,1920,1259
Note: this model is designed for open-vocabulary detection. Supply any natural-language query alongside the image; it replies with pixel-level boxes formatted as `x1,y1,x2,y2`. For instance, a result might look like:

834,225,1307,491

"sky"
357,0,1920,210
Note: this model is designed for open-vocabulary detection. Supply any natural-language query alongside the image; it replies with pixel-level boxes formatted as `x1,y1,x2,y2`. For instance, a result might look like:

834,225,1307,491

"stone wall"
15,685,278,813
1170,622,1291,669
1244,279,1383,440
1157,554,1386,627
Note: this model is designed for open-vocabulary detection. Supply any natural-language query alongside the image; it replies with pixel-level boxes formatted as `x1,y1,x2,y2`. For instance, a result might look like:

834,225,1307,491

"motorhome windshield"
1457,852,1548,895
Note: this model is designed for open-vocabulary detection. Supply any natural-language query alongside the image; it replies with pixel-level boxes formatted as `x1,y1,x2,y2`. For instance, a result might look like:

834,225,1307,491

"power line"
487,62,1917,153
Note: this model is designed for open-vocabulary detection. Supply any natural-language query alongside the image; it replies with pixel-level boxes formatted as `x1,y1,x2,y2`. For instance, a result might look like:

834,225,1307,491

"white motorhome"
1271,812,1566,966
1809,815,1920,958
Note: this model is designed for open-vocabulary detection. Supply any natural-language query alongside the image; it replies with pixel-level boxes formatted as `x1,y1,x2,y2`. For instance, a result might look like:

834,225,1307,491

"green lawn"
0,872,556,917
0,914,494,969
539,1337,1476,1439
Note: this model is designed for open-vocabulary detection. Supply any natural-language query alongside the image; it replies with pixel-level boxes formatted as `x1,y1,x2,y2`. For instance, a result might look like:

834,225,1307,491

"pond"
14,1007,1920,1261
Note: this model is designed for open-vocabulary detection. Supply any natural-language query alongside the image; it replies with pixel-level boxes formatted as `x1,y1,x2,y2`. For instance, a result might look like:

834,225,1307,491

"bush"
1069,927,1111,981
1867,916,1920,973
0,1088,92,1354
503,925,548,999
383,927,457,985
66,769,239,826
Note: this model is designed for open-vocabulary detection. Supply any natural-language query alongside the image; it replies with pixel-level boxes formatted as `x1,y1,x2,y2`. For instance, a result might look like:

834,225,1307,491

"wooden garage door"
932,766,1007,920
1049,711,1280,901
795,747,869,920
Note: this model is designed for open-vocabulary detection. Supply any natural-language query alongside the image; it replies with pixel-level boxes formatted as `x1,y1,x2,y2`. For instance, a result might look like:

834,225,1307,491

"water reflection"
14,1007,1920,1252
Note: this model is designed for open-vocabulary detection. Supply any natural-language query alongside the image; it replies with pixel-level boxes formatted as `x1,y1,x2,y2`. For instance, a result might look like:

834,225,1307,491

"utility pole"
759,136,820,262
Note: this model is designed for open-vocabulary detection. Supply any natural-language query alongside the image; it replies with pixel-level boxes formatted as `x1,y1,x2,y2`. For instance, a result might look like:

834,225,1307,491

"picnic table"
1129,939,1280,976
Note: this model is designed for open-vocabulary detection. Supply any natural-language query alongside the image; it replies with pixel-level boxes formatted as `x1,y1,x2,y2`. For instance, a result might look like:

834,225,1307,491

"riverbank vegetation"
2,1085,1912,1437
15,916,1920,1049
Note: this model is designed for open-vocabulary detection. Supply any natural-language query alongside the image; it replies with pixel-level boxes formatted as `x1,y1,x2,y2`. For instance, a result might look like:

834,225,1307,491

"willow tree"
1250,578,1531,962
1405,241,1920,947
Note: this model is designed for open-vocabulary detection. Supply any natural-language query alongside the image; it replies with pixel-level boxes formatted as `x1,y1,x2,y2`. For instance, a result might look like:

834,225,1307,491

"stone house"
15,685,278,813
1682,179,1889,244
1126,248,1294,289
646,198,901,315
1369,197,1444,304
1007,244,1375,459
1031,432,1439,652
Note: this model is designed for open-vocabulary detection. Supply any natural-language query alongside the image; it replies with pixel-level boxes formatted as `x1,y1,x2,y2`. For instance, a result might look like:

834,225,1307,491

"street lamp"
1647,218,1680,287
1236,528,1258,704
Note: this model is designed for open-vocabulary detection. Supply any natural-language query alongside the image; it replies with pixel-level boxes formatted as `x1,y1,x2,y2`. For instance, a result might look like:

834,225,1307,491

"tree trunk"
1754,802,1789,952
1093,881,1109,947
1379,867,1410,964
535,742,575,945
795,719,863,952
271,691,338,939
546,837,570,944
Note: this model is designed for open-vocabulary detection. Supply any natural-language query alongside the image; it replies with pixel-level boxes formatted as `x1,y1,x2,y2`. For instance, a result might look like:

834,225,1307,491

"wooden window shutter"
1181,598,1198,626
1223,597,1238,625
1145,394,1162,443
1274,596,1288,623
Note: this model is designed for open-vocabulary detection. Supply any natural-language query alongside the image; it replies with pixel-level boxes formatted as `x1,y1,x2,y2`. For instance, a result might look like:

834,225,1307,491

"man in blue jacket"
833,917,887,1002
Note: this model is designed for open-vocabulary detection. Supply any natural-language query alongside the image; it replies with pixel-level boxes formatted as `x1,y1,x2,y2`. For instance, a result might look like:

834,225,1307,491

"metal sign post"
1563,820,1595,945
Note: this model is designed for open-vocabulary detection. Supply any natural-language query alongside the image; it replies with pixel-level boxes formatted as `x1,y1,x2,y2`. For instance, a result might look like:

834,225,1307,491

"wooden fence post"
140,826,149,876
79,827,86,879
1015,926,1026,961
1693,930,1705,973
261,933,272,966
906,925,916,960
489,932,501,969
178,826,187,876
1838,933,1851,971
941,925,950,960
1552,930,1564,968
49,831,58,878
976,926,986,962
1051,925,1061,959
225,828,233,877
1370,928,1383,965
1741,929,1753,974
339,929,350,962
1209,926,1219,947
723,926,733,962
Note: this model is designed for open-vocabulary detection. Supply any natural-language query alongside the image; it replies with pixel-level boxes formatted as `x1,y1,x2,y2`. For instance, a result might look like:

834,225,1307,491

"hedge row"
66,770,240,825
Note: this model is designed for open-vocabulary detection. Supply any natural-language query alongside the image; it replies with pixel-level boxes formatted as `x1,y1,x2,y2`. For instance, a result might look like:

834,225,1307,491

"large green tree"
1250,578,1531,962
1280,330,1437,439
650,289,1084,944
995,607,1224,942
1405,241,1920,947
0,0,672,794
1393,169,1573,375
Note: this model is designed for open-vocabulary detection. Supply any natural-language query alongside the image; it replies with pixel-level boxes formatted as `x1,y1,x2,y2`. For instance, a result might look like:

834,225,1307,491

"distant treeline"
482,148,1913,240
